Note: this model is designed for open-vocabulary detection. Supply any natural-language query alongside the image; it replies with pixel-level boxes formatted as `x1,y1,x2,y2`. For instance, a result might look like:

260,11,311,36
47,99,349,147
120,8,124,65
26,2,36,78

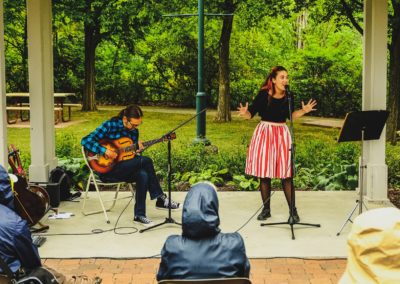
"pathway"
44,258,346,284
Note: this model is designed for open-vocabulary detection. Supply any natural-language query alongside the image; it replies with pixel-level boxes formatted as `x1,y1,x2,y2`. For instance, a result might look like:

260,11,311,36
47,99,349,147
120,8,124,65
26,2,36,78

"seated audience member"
157,182,250,280
339,207,400,284
0,165,65,283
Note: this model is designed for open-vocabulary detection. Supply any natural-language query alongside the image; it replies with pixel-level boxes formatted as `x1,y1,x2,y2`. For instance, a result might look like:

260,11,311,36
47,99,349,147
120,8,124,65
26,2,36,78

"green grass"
7,106,400,190
6,106,341,158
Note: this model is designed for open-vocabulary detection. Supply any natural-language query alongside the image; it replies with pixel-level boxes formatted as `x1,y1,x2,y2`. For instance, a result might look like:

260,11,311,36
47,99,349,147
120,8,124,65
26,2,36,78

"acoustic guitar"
8,145,50,226
85,133,176,174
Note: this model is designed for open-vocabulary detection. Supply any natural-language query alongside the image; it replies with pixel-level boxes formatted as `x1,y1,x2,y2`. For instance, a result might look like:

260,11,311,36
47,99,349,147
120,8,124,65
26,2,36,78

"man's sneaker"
156,195,181,211
133,216,154,227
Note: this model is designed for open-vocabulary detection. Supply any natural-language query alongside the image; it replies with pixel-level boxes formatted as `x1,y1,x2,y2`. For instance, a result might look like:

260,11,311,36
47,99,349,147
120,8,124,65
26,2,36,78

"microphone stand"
140,108,207,233
261,86,320,240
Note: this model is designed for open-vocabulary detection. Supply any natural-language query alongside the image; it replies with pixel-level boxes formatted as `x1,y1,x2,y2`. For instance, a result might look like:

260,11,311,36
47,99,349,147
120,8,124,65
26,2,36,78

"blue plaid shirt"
81,117,139,154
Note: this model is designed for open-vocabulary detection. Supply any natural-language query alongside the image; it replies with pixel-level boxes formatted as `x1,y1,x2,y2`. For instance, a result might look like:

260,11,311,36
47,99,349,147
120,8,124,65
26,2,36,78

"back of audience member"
0,165,43,279
157,181,250,280
339,207,400,284
0,164,103,284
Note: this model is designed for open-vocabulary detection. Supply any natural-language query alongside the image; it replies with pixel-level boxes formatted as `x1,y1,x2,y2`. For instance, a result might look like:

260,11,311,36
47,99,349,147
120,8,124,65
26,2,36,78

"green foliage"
6,107,400,191
58,158,88,190
4,0,364,114
55,132,81,158
387,144,400,189
313,163,358,191
174,165,228,186
229,175,260,191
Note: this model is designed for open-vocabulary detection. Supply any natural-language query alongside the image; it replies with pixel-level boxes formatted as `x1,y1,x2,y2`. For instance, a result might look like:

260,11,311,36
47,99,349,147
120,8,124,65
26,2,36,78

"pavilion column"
27,0,56,182
362,0,389,203
0,0,7,167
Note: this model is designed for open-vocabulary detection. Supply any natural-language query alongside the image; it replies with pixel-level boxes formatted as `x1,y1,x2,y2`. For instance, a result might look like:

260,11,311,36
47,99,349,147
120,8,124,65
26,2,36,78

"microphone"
284,84,291,96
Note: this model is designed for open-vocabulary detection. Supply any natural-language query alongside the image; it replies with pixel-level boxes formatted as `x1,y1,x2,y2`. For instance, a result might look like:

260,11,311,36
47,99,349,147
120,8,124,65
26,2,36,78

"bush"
387,144,400,189
55,132,81,158
14,135,400,192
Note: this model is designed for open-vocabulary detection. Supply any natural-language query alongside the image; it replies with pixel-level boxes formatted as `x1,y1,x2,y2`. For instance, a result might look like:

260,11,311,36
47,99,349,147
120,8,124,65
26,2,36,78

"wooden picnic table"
6,93,81,124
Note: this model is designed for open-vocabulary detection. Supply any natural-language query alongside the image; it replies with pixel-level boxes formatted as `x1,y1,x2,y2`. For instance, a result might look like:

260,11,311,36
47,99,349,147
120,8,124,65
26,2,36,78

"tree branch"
340,0,363,35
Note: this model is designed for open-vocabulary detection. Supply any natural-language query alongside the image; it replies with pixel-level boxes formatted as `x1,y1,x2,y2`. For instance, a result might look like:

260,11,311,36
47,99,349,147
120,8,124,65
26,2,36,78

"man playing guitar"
81,104,180,227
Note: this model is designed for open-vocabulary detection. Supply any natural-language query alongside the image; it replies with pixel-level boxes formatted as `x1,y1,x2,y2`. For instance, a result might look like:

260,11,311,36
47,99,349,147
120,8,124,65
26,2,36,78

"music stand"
336,110,389,236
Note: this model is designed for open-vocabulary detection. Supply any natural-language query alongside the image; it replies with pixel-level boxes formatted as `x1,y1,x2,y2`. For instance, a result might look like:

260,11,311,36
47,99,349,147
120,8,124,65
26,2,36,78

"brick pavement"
43,258,346,284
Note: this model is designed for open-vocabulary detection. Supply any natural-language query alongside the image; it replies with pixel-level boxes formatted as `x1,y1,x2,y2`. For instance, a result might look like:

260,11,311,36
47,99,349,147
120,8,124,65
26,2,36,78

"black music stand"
336,110,389,236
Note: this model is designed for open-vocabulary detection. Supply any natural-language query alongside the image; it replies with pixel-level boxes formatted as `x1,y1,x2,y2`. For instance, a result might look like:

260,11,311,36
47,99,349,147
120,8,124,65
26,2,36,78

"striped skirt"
245,121,292,178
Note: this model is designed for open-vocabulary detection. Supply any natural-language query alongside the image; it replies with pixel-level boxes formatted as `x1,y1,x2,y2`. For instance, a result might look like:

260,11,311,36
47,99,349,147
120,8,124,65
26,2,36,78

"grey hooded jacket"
157,182,250,280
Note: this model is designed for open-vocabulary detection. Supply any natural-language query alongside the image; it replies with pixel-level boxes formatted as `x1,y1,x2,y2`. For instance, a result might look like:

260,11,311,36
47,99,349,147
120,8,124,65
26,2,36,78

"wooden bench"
6,106,63,124
55,103,82,122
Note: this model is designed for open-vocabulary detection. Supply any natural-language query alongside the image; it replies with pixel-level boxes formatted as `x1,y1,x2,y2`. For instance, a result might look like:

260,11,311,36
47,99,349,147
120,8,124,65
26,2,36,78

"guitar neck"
122,137,163,152
143,138,164,148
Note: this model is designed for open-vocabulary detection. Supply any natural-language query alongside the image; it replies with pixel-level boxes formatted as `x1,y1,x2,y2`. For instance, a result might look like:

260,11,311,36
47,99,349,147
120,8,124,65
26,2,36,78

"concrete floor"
36,190,393,259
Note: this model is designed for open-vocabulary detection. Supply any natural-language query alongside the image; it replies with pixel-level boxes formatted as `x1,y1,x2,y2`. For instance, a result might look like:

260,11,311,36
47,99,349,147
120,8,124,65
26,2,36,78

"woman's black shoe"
288,209,300,223
257,207,271,221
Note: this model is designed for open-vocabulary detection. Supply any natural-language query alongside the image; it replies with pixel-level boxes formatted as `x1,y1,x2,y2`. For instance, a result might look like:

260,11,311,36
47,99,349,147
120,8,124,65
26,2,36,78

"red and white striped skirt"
245,121,292,178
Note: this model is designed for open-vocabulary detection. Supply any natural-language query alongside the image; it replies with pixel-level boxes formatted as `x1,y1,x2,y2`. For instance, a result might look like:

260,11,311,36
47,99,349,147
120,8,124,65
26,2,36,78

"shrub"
387,144,400,189
55,132,81,158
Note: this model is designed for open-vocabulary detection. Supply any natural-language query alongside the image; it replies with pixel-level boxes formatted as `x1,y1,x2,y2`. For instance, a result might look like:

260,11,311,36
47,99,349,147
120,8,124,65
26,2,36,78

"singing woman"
237,66,317,222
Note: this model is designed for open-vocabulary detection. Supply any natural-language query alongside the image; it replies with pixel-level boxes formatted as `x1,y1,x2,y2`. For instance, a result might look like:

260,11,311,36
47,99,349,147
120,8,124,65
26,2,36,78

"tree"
4,0,28,92
54,0,160,111
336,0,400,144
215,0,236,122
387,1,400,144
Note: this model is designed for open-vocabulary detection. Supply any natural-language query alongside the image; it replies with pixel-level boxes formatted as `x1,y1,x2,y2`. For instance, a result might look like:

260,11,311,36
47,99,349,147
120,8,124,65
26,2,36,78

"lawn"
7,106,399,192
7,106,340,159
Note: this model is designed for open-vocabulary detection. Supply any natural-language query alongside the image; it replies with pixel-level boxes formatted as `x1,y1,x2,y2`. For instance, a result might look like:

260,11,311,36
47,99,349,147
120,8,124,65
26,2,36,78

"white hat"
339,207,400,284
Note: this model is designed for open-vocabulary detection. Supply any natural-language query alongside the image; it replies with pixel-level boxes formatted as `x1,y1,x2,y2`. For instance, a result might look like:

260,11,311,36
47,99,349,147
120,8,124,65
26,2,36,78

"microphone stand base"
139,217,181,233
261,221,320,240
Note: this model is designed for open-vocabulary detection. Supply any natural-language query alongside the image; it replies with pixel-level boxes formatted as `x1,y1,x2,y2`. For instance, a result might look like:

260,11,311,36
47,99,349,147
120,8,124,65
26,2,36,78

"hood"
182,182,220,239
0,164,14,208
339,207,400,284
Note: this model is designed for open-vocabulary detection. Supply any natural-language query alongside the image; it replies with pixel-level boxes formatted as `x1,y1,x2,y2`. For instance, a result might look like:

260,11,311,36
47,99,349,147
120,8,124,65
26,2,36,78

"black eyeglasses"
126,120,142,128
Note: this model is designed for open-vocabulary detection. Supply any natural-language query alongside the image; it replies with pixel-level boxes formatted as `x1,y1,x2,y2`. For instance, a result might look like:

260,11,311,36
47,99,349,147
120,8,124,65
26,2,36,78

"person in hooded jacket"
0,164,69,283
157,182,250,281
0,164,42,278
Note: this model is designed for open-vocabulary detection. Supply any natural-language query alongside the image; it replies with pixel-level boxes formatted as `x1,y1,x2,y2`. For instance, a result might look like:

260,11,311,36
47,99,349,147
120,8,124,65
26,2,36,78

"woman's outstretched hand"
237,102,250,119
301,99,317,113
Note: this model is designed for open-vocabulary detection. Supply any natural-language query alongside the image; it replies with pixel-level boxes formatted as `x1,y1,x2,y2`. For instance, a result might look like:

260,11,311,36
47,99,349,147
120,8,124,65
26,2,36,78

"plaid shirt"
81,117,139,154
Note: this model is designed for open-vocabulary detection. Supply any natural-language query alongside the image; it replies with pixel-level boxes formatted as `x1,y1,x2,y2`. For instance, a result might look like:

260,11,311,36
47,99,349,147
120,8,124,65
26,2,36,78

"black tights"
260,177,295,210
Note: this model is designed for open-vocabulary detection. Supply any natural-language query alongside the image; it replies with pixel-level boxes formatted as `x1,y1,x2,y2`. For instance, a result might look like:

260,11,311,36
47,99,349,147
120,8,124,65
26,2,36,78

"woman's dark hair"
260,65,287,94
118,104,143,119
260,65,287,105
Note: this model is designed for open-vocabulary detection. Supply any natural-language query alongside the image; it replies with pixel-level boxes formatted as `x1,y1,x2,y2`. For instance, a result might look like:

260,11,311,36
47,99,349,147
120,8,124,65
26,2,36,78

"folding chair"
158,278,252,284
81,146,134,223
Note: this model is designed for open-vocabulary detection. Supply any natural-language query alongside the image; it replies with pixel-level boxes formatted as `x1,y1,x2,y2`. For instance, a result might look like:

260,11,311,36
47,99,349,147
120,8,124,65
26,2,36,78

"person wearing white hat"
339,207,400,284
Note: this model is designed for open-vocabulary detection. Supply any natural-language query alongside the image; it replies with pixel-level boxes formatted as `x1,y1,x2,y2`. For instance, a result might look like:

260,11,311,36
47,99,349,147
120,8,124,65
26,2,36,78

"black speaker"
45,183,60,208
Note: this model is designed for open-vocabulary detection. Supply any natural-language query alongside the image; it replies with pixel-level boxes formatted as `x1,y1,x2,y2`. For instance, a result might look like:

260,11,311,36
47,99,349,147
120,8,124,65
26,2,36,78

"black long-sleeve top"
248,89,294,123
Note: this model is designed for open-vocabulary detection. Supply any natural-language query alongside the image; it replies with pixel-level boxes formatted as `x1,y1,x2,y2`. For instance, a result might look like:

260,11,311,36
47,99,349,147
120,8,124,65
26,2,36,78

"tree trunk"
215,13,233,122
22,14,28,91
296,10,308,50
82,22,97,111
387,4,400,145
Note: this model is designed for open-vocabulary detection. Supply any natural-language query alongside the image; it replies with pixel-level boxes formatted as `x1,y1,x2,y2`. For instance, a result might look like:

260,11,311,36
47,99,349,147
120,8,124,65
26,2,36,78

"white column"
362,0,389,203
27,0,57,182
0,0,7,167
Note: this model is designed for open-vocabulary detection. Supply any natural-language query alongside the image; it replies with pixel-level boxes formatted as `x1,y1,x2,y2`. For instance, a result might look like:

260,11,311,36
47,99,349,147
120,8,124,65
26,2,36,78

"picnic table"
6,93,81,124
